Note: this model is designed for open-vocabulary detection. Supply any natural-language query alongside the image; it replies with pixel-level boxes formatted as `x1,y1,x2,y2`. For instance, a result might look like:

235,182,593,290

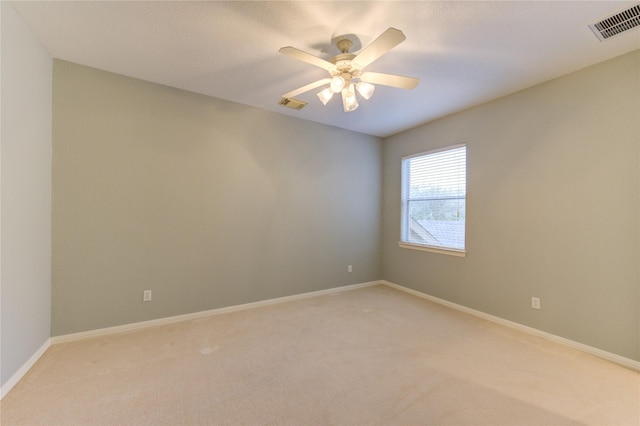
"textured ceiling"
11,1,640,137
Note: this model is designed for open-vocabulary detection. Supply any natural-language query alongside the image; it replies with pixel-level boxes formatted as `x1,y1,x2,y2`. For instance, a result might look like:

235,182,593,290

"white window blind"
401,144,466,252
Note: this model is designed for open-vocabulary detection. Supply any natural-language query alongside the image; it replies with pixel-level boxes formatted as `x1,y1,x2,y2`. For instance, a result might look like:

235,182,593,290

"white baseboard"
1,338,51,400
52,281,382,344
8,279,634,402
382,280,640,372
3,281,380,400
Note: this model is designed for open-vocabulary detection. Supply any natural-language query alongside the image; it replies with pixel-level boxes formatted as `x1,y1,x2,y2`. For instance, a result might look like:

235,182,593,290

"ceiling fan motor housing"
331,53,361,80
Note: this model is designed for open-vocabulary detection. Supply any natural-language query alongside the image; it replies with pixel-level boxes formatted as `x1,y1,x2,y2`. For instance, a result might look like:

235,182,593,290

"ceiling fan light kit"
356,81,375,100
330,76,346,92
317,87,334,105
342,83,359,112
279,27,419,112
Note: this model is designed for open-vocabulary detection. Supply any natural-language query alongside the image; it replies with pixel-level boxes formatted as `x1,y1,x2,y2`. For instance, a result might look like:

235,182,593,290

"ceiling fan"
279,27,419,112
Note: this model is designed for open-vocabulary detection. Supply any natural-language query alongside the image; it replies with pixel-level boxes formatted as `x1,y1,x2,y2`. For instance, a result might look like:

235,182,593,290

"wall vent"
589,3,640,41
279,97,307,110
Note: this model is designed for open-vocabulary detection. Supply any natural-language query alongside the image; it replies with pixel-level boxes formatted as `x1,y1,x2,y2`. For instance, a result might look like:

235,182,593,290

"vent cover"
589,3,640,41
279,98,307,110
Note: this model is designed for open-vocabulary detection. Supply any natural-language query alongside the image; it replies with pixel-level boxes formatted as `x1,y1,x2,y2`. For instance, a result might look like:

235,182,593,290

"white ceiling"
11,1,640,137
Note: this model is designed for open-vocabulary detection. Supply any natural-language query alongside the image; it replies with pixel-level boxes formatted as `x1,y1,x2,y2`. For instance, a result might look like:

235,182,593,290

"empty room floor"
2,285,638,425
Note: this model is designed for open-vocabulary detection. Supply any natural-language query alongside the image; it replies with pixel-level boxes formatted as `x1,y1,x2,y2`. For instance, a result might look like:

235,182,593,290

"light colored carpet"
2,285,638,425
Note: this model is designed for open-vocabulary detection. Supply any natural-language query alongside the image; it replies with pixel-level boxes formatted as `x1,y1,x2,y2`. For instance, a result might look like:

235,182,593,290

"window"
400,144,466,256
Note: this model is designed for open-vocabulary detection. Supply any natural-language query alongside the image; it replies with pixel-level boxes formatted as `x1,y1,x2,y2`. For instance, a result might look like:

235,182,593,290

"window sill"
398,242,466,258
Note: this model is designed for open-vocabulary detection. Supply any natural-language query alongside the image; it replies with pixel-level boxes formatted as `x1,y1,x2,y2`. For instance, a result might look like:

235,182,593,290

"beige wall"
52,60,382,335
35,44,640,363
1,3,52,388
382,50,640,361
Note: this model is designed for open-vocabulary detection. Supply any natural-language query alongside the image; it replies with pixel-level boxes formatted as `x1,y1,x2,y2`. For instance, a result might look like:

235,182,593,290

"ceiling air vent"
589,3,640,41
279,97,307,110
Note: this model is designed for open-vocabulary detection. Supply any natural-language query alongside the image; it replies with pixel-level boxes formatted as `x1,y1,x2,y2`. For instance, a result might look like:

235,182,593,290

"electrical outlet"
531,297,540,310
348,265,353,273
143,290,152,302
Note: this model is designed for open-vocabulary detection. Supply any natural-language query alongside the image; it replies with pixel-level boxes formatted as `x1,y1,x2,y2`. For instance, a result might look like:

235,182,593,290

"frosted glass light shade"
342,84,358,112
317,88,334,105
356,82,375,100
330,76,346,93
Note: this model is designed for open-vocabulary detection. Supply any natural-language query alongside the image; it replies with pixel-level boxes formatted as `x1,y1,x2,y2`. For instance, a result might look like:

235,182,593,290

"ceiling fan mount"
279,28,419,112
335,38,354,54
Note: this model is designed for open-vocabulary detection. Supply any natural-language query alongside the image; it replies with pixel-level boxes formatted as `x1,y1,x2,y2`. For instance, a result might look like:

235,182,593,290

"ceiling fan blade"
279,46,336,72
360,72,419,89
352,28,406,69
282,78,332,99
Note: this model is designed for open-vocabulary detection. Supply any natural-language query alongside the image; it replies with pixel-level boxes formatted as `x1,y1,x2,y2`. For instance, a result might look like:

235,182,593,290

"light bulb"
317,88,334,105
342,84,358,112
330,76,346,93
356,82,375,100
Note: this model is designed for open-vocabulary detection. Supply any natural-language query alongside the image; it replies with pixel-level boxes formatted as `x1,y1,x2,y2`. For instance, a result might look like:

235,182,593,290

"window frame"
399,143,467,257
